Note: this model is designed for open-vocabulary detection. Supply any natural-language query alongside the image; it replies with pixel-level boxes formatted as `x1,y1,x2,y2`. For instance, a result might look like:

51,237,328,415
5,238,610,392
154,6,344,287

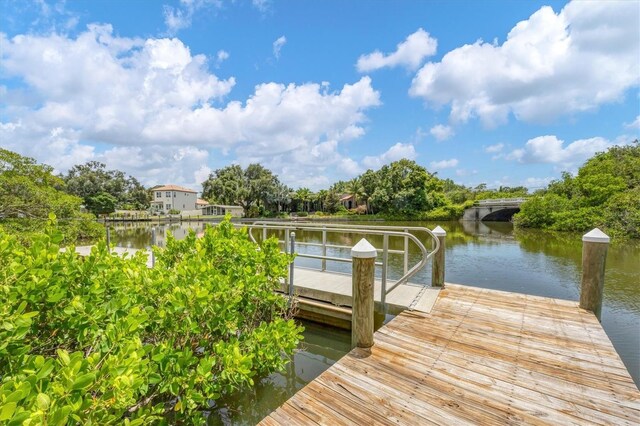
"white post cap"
432,226,447,236
351,238,378,258
583,228,610,243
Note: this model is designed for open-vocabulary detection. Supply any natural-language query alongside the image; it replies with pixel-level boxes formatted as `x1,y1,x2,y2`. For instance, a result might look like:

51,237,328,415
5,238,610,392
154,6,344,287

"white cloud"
362,143,417,169
429,124,454,141
484,143,504,153
410,1,640,127
1,26,381,191
505,135,625,168
163,0,222,34
625,115,640,129
273,35,286,59
522,176,553,190
216,49,229,66
357,28,437,72
429,158,458,170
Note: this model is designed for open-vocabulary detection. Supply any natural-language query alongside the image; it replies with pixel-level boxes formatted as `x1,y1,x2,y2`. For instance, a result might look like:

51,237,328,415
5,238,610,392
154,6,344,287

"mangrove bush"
0,216,303,424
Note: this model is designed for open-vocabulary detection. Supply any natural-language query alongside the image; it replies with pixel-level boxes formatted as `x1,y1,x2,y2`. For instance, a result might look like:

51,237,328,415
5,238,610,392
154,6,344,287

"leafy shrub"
0,215,302,424
168,209,180,215
422,204,465,221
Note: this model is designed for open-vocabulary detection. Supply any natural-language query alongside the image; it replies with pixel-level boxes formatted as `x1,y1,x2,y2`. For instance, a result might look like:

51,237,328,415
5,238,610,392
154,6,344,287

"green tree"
201,164,280,216
0,149,103,245
514,141,639,238
62,161,150,211
86,192,118,216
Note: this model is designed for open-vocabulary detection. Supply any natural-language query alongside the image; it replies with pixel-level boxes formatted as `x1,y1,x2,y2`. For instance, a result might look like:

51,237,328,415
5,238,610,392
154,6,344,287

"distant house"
197,201,244,217
340,194,366,210
150,185,198,214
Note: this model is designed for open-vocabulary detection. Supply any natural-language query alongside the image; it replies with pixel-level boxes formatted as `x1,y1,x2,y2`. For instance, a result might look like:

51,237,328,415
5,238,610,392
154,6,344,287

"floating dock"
261,284,640,425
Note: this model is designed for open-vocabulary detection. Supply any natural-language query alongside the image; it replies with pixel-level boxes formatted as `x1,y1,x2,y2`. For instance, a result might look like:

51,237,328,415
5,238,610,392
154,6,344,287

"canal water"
111,219,640,422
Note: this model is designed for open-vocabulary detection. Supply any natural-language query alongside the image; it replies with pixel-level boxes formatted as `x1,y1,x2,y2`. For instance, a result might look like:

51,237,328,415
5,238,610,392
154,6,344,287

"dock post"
351,238,377,349
431,226,446,287
580,228,610,322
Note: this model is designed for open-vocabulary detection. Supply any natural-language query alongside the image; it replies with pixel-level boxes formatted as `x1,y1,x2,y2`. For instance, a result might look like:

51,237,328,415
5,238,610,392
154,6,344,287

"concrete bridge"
462,198,526,221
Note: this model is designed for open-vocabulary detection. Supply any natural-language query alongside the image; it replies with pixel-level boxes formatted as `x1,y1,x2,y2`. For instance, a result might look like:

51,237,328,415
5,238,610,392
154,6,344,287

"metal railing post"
263,226,267,243
403,228,409,275
289,232,296,305
322,226,327,271
381,234,389,309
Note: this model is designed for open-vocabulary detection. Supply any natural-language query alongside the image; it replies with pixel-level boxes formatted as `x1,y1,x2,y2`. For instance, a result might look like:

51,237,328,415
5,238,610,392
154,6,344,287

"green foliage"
167,209,180,215
86,192,118,216
515,141,639,238
0,216,303,424
201,164,283,216
62,161,150,211
0,149,103,246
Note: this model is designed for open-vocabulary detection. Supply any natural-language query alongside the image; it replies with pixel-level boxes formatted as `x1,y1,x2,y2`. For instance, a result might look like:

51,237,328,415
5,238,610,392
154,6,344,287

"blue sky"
1,0,638,192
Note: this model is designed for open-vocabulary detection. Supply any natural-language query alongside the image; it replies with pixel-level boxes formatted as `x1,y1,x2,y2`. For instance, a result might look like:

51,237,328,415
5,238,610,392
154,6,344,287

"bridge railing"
246,221,440,307
477,197,527,206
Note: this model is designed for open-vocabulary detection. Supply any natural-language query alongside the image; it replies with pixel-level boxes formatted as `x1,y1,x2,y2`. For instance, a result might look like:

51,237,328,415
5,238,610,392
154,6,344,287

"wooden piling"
431,226,446,287
579,228,610,321
351,238,376,349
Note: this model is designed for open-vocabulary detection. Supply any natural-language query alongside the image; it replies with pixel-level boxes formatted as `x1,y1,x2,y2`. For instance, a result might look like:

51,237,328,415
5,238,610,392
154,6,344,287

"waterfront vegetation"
514,142,639,239
0,216,303,424
1,142,638,245
0,149,103,247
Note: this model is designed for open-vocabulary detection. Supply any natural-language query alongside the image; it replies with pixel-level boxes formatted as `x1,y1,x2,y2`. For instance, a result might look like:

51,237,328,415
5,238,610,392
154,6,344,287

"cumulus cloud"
273,35,286,59
357,28,437,72
362,143,417,169
429,124,454,141
410,1,640,127
484,143,504,153
1,25,381,190
505,135,624,168
429,158,458,170
625,115,640,129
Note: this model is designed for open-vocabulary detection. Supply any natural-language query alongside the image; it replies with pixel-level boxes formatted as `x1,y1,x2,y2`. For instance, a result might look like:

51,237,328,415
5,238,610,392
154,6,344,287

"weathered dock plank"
261,284,640,425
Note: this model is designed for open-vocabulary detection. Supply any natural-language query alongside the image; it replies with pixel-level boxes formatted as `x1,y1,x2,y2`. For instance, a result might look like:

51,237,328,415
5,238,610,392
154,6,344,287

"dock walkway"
261,284,640,425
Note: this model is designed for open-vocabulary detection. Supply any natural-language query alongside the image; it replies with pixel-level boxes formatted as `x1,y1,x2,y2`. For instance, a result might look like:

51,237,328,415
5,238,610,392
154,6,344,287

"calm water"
111,219,640,420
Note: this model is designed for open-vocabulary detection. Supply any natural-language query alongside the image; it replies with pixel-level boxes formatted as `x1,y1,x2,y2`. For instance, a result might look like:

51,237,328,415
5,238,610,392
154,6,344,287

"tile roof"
152,185,197,193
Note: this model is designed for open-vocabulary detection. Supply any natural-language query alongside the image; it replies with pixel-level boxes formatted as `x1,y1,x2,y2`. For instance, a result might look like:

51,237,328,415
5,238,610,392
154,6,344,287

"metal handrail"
477,198,526,205
246,221,440,304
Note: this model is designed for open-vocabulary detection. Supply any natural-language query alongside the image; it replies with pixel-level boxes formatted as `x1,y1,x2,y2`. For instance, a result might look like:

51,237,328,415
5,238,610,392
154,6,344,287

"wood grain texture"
352,256,375,348
431,234,445,287
580,241,608,321
260,284,640,425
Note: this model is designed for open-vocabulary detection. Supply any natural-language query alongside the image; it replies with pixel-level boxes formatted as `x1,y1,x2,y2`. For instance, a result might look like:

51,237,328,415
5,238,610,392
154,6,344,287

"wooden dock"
261,284,640,425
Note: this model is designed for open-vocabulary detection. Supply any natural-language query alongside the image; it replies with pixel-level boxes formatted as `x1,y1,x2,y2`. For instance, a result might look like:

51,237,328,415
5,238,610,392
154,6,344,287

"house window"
173,192,176,197
166,192,171,197
182,204,185,208
156,192,161,198
165,204,171,210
